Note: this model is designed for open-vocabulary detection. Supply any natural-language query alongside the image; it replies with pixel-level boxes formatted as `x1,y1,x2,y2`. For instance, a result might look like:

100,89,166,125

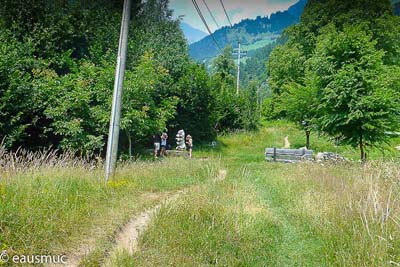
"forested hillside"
0,0,259,155
189,0,307,62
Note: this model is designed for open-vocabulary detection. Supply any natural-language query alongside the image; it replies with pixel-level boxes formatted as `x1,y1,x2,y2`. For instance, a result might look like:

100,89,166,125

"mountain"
180,22,208,44
189,0,307,62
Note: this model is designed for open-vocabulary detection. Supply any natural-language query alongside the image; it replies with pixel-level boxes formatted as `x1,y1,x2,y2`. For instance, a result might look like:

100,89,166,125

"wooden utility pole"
105,0,131,181
236,41,241,95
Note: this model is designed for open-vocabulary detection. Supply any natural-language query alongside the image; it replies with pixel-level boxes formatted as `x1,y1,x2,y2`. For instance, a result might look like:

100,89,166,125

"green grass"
0,155,217,266
1,121,399,266
241,39,274,52
111,170,282,266
197,120,399,162
111,121,400,266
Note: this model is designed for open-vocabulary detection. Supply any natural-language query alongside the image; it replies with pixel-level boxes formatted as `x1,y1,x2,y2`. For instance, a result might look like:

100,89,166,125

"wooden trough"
265,148,314,163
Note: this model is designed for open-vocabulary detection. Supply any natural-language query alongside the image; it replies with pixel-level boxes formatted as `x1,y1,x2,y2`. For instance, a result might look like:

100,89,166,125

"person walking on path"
153,134,161,158
160,131,168,156
186,134,193,158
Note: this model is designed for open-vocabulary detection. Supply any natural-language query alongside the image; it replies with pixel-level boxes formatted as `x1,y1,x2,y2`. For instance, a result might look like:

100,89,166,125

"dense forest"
1,0,399,161
266,0,400,160
0,0,259,155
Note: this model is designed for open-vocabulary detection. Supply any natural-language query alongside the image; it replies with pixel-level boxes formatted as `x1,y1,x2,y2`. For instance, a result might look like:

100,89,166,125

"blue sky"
170,0,298,33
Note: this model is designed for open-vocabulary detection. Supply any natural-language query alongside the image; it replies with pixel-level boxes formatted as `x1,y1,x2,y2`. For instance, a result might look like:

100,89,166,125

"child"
160,132,168,156
186,134,193,158
153,134,161,158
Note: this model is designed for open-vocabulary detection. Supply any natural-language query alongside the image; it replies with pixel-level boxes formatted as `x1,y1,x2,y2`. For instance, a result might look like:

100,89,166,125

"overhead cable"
219,0,233,27
191,0,223,52
201,0,220,29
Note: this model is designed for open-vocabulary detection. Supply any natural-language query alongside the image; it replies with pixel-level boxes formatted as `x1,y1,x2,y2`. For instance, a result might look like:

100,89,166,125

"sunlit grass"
0,147,216,263
1,122,399,266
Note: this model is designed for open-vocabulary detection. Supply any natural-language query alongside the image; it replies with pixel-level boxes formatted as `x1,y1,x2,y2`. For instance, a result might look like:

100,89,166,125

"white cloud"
170,0,298,33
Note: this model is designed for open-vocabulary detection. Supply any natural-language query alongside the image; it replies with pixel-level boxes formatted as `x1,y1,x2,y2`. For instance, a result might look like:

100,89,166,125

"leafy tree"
212,46,236,93
0,30,50,149
267,0,400,159
241,81,260,130
373,14,400,65
267,44,306,96
309,24,400,160
172,62,215,141
34,61,113,153
276,76,319,126
121,52,177,157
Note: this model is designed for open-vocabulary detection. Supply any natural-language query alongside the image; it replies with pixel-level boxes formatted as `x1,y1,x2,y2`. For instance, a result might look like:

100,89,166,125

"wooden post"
273,147,277,162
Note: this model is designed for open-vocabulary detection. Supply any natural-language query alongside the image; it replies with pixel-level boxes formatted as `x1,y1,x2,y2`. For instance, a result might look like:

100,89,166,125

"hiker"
186,134,193,158
153,134,161,158
160,131,168,156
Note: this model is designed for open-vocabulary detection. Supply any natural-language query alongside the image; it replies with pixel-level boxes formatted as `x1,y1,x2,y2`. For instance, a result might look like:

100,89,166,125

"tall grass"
110,122,400,266
1,122,399,266
0,146,217,265
251,160,400,266
111,169,282,267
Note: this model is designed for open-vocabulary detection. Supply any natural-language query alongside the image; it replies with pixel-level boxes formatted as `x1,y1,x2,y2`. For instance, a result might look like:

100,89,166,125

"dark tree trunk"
127,131,132,158
359,134,366,162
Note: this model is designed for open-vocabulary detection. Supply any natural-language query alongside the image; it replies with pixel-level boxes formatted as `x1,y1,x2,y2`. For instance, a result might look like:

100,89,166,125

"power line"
191,0,222,52
219,0,233,27
201,0,220,29
218,0,242,93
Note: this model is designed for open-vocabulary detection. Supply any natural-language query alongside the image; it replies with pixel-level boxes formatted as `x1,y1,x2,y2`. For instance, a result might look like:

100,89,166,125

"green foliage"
0,0,259,154
212,46,236,91
209,46,260,133
121,52,178,152
268,43,306,95
267,0,400,160
0,30,49,149
276,76,319,125
173,63,215,141
310,24,400,153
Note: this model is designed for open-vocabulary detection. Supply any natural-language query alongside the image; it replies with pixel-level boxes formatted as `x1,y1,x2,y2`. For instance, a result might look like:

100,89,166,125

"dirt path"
102,169,227,266
59,192,171,267
61,170,227,267
104,191,184,264
284,136,291,148
111,206,160,255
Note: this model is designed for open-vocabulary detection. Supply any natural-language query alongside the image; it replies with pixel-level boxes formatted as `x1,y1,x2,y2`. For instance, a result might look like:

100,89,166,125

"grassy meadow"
1,121,400,266
120,121,400,266
0,149,218,266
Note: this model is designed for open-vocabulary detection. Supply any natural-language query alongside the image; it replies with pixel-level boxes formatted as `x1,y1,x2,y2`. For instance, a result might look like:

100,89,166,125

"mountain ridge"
189,0,307,62
180,22,207,44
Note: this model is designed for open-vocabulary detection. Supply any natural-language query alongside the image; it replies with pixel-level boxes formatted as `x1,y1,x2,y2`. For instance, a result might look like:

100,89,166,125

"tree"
267,0,400,159
212,46,236,93
267,44,306,96
121,52,177,157
172,62,215,141
241,81,260,131
309,24,400,161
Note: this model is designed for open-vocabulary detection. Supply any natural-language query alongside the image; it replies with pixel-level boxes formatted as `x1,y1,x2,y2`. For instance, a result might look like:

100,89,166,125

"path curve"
62,170,226,267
